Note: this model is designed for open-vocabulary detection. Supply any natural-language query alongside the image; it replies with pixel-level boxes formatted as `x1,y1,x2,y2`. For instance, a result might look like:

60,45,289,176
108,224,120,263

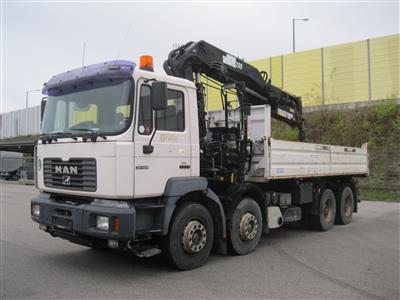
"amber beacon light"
139,55,154,71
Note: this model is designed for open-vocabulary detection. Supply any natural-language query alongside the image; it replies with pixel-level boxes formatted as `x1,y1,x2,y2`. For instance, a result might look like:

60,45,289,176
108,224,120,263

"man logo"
62,175,71,185
54,165,78,175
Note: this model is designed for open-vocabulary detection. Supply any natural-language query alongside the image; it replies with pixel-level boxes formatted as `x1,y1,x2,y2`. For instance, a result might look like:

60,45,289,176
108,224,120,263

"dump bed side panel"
268,139,368,179
208,105,369,181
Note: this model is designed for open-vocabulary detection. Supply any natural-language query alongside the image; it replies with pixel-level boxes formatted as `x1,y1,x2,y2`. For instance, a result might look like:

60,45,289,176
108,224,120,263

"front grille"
43,158,97,192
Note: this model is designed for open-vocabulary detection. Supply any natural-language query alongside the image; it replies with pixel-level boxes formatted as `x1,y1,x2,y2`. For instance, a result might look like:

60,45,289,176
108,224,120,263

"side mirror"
143,81,168,155
40,97,47,123
151,81,168,111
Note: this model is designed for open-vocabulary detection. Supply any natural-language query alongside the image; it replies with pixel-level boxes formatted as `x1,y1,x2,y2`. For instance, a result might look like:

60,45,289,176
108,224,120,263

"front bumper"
31,193,136,241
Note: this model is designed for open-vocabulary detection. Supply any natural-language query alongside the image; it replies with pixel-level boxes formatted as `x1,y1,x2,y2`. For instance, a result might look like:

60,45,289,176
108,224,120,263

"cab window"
156,90,184,132
138,85,152,135
138,85,185,135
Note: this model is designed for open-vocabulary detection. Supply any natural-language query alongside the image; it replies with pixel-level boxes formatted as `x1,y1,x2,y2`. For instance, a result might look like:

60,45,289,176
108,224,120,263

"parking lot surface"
1,183,399,299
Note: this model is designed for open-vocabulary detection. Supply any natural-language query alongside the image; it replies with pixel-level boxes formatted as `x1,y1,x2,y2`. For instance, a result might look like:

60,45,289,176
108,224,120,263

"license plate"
52,217,73,232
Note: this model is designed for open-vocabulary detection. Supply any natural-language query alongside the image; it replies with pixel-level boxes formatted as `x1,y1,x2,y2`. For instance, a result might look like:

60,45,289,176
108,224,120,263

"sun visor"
42,60,136,96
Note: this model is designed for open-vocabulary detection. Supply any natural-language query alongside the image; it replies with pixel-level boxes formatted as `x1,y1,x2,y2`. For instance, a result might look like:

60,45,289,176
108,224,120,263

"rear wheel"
164,202,214,270
311,188,336,231
228,197,262,255
335,186,354,225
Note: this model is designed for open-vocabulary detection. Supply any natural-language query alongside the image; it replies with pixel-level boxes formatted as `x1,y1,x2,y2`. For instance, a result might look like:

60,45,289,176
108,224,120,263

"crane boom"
163,40,305,140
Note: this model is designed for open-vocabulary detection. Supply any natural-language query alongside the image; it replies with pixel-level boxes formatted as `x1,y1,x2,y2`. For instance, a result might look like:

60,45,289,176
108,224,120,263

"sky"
1,1,399,113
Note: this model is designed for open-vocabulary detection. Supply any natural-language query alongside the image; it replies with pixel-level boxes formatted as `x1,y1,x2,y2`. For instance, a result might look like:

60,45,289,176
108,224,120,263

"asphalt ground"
1,183,399,299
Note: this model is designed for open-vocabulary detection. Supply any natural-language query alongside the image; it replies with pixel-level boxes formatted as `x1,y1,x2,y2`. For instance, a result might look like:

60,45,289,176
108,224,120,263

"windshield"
41,79,133,136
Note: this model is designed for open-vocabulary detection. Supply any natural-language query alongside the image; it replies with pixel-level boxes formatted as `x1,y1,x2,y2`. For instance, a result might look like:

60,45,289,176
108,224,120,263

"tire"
228,197,262,255
164,202,214,270
311,188,336,231
335,186,354,225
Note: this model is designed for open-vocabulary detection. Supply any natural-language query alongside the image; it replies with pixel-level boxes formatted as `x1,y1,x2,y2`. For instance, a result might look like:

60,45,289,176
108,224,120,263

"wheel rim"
323,198,334,223
239,212,259,241
344,195,353,218
182,220,207,254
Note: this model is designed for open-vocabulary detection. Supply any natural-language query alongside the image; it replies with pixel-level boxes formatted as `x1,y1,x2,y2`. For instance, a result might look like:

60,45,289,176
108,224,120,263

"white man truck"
31,41,368,270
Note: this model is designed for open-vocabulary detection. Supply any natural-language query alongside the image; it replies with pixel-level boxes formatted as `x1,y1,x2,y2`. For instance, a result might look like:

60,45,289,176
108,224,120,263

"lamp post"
25,89,40,135
292,18,309,53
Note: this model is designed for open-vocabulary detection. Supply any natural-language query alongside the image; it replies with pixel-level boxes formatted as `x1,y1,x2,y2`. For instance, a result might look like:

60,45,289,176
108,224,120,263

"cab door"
134,79,191,198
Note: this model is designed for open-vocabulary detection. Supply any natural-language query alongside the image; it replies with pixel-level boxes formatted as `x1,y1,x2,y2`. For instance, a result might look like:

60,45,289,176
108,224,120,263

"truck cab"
37,60,199,199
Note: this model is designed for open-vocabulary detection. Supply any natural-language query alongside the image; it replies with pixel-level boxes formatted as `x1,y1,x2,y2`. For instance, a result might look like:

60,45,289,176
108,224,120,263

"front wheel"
164,202,214,270
228,197,262,255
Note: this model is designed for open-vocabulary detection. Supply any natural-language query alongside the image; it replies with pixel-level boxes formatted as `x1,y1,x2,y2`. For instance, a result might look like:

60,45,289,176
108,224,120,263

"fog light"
96,216,109,231
39,224,47,231
108,240,119,248
31,204,40,217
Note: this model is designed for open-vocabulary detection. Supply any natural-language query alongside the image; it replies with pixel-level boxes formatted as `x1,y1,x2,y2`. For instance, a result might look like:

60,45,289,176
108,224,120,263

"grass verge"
359,189,400,202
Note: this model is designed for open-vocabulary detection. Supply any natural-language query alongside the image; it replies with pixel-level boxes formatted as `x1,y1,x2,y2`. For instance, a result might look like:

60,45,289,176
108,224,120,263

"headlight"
31,204,40,217
96,216,109,231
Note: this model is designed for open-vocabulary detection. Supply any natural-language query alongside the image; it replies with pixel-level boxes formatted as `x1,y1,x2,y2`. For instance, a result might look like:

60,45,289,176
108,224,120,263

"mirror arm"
143,112,157,154
143,80,167,154
143,78,158,83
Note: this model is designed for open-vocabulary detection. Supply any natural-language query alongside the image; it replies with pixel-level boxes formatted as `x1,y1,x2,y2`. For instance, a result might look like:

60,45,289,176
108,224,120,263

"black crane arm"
163,40,305,140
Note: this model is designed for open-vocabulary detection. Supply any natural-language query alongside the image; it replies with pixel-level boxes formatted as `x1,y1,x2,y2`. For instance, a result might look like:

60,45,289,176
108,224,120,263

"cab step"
135,248,162,258
128,244,162,258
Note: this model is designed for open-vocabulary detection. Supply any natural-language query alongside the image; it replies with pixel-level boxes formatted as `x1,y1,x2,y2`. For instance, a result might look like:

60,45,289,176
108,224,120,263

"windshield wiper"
51,131,78,141
39,132,78,143
70,128,107,142
39,134,54,143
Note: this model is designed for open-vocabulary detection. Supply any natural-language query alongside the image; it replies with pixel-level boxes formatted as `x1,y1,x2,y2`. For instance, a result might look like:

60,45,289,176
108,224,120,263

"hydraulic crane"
164,40,305,186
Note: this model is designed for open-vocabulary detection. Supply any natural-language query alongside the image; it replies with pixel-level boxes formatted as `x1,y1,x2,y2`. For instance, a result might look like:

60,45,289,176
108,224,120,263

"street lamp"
25,89,41,135
292,18,309,53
